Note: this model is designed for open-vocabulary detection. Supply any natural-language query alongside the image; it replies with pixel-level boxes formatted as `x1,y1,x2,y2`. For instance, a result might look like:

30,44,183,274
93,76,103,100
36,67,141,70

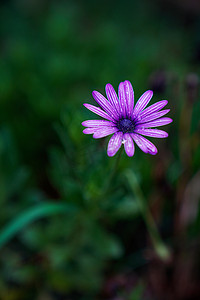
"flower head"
82,80,172,157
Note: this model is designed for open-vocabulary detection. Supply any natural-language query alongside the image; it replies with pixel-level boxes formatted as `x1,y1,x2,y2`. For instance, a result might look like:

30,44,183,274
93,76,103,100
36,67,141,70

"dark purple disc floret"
117,118,135,133
82,80,173,157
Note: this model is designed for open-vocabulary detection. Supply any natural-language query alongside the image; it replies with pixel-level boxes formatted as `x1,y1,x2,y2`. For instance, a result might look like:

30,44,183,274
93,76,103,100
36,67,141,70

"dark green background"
0,0,200,299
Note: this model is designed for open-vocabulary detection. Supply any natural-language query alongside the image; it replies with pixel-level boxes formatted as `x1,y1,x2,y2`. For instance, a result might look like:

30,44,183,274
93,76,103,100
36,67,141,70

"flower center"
117,118,135,133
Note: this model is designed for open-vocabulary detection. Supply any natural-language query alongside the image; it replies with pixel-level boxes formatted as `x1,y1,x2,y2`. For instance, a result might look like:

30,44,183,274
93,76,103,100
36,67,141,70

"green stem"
100,147,123,197
125,170,171,261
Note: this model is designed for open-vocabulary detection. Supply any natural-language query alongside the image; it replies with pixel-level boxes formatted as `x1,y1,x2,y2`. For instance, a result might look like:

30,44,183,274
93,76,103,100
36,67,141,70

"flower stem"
125,170,171,261
101,147,123,196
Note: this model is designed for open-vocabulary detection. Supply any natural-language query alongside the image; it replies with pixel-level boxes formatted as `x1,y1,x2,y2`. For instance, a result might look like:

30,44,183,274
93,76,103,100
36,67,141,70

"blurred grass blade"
125,169,171,261
0,203,77,249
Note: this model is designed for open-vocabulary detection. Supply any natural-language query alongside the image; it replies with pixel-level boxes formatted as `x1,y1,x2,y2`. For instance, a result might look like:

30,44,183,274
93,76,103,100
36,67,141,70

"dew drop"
122,139,126,144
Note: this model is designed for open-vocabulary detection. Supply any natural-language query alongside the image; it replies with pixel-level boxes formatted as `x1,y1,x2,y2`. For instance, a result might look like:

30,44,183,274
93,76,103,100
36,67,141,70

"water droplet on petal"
122,139,126,144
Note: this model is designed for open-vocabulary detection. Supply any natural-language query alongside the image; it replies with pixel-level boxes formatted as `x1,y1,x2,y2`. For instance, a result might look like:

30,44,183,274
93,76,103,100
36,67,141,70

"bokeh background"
0,0,200,299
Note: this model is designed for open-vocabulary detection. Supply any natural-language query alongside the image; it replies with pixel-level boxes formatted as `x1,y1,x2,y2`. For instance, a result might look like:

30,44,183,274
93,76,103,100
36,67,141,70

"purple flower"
82,80,172,157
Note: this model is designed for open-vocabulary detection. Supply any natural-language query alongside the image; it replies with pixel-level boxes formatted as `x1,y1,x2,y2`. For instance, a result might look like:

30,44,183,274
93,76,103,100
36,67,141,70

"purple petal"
105,83,120,116
139,100,168,118
118,82,127,117
123,133,135,157
82,120,115,127
118,81,134,118
134,128,168,138
107,131,123,157
83,128,97,134
136,109,170,124
93,127,118,139
133,90,153,117
124,81,134,118
136,117,173,129
92,91,118,120
131,133,158,155
83,103,114,121
131,133,148,153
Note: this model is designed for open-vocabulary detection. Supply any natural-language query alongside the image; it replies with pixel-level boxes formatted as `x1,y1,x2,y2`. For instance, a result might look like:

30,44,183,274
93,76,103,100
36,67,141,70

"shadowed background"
0,0,200,299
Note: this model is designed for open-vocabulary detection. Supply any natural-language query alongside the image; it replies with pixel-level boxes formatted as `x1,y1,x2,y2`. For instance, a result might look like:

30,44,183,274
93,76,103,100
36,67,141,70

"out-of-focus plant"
0,0,200,299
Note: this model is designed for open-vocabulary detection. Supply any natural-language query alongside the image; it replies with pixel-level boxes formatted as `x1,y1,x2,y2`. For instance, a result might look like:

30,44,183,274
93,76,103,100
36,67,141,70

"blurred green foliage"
0,0,200,299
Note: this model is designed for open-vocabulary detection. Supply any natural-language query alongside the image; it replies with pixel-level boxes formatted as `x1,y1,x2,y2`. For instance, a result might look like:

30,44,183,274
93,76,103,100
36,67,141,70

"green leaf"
0,202,78,249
